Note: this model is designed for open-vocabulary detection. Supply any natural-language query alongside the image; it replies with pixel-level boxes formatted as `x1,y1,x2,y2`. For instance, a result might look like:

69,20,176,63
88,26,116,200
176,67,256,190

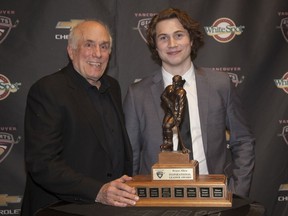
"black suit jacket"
21,64,132,216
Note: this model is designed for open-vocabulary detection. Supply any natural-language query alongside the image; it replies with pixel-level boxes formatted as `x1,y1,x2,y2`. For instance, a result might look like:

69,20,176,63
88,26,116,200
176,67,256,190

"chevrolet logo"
0,194,21,206
55,19,84,30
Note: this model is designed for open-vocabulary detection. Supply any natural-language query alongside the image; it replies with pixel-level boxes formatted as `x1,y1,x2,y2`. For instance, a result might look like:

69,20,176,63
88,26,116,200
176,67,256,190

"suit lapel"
195,67,209,154
151,72,165,124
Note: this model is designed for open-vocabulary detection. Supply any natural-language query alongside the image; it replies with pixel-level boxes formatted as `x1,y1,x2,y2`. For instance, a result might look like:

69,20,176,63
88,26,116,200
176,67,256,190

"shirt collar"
161,62,195,87
70,64,110,93
182,63,195,87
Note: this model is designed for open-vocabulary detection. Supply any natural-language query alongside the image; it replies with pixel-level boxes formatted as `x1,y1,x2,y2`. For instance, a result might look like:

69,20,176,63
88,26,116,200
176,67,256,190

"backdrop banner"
272,184,288,216
0,0,288,215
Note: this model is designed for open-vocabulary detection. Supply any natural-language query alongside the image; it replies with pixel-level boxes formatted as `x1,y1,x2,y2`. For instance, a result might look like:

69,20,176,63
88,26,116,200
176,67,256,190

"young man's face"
155,18,192,74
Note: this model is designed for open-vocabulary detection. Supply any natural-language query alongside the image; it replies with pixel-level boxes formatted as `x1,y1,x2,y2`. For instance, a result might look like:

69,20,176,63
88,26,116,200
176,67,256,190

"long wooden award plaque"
127,152,232,207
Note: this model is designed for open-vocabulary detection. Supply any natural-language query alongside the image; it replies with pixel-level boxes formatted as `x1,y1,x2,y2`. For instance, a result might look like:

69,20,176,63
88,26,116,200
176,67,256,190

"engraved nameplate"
153,168,194,180
161,187,172,198
137,188,147,198
174,187,184,198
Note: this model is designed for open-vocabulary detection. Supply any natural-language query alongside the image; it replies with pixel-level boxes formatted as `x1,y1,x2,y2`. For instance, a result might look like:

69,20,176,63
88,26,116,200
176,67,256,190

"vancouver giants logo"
211,67,244,87
134,18,151,43
227,73,245,87
204,18,245,43
278,125,288,146
0,132,21,163
274,72,288,94
133,12,156,43
280,17,288,42
0,74,21,100
0,16,18,44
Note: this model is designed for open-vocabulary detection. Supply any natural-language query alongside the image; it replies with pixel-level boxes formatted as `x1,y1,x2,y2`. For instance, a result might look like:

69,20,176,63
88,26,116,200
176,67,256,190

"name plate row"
137,186,225,199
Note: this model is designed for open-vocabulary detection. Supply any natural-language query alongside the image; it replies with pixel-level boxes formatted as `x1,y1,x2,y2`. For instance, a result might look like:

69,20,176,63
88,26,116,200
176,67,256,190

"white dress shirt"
162,64,208,174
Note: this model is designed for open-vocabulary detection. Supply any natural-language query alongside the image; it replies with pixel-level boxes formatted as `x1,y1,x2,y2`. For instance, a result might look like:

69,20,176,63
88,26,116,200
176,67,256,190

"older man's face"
68,21,111,88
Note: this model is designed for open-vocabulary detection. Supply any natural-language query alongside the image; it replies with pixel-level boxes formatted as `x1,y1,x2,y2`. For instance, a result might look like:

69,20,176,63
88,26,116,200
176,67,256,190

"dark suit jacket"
123,67,255,197
21,64,132,216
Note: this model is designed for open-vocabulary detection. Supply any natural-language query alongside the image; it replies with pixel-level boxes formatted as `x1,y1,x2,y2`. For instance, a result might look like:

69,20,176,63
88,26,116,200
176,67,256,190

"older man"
21,20,138,216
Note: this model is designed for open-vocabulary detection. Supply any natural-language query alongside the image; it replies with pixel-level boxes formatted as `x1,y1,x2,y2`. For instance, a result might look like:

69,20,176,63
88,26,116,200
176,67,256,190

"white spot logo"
204,18,245,43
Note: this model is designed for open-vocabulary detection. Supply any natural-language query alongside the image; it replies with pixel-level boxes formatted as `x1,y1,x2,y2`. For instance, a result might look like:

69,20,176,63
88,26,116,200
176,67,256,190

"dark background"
0,0,288,215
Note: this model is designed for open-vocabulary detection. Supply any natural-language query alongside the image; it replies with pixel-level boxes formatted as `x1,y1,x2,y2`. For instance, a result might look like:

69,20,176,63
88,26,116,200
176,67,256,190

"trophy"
127,75,232,207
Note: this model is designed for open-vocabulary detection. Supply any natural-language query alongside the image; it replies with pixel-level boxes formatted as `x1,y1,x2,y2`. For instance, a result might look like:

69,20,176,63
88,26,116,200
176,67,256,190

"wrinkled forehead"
75,21,111,43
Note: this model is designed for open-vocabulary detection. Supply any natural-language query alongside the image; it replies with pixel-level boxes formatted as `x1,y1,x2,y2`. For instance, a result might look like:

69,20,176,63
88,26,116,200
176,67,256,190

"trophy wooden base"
127,174,232,207
127,151,232,207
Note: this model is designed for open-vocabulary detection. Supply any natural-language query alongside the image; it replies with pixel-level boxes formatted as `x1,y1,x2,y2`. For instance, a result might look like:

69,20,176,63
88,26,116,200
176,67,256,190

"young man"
21,20,138,216
123,8,255,197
